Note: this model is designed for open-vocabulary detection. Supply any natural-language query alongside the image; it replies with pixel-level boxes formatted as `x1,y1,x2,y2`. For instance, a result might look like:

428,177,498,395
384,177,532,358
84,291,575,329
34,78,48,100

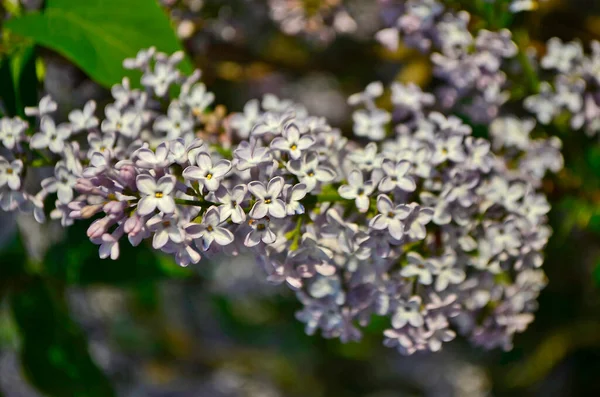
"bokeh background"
2,0,600,396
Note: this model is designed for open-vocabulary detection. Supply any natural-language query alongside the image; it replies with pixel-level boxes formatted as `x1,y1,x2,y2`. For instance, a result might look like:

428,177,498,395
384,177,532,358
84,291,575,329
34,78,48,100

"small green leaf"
10,277,116,397
5,0,192,88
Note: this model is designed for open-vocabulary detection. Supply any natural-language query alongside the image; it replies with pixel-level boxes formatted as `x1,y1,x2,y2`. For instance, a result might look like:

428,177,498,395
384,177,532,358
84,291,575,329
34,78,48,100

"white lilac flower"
465,137,493,173
370,194,409,240
425,314,456,351
41,163,77,204
24,95,57,117
352,108,391,141
378,159,416,192
338,169,375,213
233,138,273,171
441,169,479,207
287,151,336,191
270,123,315,160
147,214,184,249
68,100,99,132
399,203,433,240
180,82,215,116
95,231,121,260
136,174,176,216
154,102,194,139
168,137,206,165
541,38,583,73
475,29,517,58
321,208,357,253
481,177,526,211
101,104,142,138
400,252,434,285
554,75,585,113
123,47,156,70
430,251,466,292
111,78,137,108
30,116,72,153
215,184,247,224
262,93,295,112
0,158,23,190
245,217,277,246
347,81,384,105
248,176,287,219
392,296,425,328
431,134,465,164
346,142,381,172
141,53,182,96
252,111,294,136
390,82,434,114
489,117,534,150
229,99,260,139
524,82,559,125
0,117,27,150
186,207,234,251
283,183,307,215
50,200,74,227
133,143,171,169
182,152,232,192
485,220,521,258
82,152,110,178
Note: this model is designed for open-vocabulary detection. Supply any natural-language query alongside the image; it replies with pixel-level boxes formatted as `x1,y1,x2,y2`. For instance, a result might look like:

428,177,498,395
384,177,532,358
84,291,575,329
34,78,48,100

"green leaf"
9,44,39,118
0,57,18,117
10,277,116,397
5,0,192,88
43,223,191,285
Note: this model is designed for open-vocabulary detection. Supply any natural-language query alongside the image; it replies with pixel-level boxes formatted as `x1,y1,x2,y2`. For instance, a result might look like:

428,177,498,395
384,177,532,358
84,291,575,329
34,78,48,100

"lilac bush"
0,18,559,354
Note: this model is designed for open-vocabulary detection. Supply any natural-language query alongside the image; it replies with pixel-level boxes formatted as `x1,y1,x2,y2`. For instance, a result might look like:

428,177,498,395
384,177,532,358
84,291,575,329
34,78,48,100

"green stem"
174,198,218,208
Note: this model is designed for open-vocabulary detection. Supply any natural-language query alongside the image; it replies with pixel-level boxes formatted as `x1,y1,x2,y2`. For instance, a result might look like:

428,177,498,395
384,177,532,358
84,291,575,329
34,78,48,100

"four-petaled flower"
338,169,375,213
248,176,287,219
245,217,277,246
183,152,232,191
186,207,234,251
287,152,336,191
379,159,416,192
0,158,23,190
271,123,315,160
136,174,176,215
215,184,248,224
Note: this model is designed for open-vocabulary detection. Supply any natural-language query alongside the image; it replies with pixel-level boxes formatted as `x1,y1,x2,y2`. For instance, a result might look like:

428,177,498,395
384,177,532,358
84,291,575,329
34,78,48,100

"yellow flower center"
207,225,214,232
265,198,272,204
155,192,164,198
6,168,13,175
290,144,298,150
257,223,266,231
206,173,213,180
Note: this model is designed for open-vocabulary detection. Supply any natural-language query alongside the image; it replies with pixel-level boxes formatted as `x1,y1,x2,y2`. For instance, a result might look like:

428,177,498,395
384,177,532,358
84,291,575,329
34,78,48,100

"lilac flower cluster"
377,1,520,124
0,45,555,354
524,38,600,137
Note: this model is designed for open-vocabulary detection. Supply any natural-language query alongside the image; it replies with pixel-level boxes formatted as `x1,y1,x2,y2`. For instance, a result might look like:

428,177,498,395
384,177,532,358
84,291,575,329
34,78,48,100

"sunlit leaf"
5,0,191,88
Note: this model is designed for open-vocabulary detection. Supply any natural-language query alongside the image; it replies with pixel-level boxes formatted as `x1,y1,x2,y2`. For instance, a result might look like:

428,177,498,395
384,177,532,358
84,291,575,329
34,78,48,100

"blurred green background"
2,0,600,396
